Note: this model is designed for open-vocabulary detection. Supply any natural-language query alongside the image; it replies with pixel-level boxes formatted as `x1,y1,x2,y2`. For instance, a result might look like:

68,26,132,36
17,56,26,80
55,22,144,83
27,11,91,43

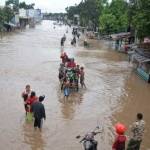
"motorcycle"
76,126,102,150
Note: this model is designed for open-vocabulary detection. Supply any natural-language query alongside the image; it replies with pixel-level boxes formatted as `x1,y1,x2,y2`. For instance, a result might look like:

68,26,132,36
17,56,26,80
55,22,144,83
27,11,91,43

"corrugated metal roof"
133,53,150,63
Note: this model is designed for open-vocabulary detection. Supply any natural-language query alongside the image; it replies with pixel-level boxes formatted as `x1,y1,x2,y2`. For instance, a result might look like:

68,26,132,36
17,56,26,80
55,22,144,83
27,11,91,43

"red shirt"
26,96,38,105
112,135,126,150
61,54,68,64
67,61,76,68
26,96,38,112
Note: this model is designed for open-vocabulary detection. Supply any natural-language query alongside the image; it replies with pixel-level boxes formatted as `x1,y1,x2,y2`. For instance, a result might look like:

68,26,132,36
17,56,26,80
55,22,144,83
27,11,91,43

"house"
129,48,150,83
111,32,135,53
27,9,36,27
34,9,42,23
19,8,43,28
19,9,29,28
11,14,20,27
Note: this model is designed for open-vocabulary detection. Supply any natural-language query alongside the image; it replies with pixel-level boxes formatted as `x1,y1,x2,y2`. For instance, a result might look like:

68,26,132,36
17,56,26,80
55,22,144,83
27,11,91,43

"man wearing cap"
31,96,46,131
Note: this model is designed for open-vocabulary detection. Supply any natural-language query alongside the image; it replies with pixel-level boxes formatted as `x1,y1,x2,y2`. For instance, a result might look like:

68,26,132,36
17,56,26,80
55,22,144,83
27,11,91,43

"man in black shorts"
31,95,46,131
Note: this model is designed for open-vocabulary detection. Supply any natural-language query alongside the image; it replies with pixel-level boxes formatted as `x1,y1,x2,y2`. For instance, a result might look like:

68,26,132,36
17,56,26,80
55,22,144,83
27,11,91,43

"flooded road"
0,21,149,150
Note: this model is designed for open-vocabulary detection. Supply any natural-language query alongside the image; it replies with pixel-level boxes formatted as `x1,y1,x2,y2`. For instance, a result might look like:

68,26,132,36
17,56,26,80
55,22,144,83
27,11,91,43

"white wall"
27,9,35,18
19,9,27,17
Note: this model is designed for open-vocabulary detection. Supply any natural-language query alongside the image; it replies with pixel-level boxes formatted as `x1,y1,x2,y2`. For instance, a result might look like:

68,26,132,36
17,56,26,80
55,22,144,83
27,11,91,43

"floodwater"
0,20,149,150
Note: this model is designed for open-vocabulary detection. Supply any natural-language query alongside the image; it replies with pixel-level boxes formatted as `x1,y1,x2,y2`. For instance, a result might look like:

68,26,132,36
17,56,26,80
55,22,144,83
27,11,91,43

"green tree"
99,13,117,34
3,6,14,22
6,0,16,5
129,0,150,40
65,0,150,39
78,0,101,30
99,0,128,34
65,6,79,21
19,2,35,9
0,8,5,31
66,0,103,30
6,0,19,12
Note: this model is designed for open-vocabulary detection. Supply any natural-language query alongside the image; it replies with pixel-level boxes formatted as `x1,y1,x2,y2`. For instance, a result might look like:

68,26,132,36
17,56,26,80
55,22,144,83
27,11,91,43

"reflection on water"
59,92,84,120
0,20,150,150
22,122,46,150
114,71,150,150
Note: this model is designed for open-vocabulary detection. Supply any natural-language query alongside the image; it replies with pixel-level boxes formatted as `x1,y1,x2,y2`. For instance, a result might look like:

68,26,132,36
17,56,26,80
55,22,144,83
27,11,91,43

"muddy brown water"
0,21,149,150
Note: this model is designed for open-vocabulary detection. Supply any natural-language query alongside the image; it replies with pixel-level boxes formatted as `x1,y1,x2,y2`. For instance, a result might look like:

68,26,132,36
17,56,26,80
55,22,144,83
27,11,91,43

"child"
26,91,38,122
63,80,70,99
22,85,32,98
22,85,32,115
23,94,28,115
26,91,38,112
112,123,127,150
80,67,86,88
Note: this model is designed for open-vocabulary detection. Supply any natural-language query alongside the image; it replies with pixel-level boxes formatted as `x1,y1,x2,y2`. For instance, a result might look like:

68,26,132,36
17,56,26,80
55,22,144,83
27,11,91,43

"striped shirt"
131,120,145,141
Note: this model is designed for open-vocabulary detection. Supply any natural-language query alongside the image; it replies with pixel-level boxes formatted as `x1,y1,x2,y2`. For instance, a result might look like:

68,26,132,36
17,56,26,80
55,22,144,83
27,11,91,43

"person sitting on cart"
26,91,38,112
69,70,75,87
67,58,76,68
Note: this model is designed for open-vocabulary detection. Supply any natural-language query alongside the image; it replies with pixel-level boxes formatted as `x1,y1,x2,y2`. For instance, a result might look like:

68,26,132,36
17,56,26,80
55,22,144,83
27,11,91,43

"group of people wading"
20,26,145,150
59,51,86,98
21,85,145,150
60,27,80,47
22,85,46,131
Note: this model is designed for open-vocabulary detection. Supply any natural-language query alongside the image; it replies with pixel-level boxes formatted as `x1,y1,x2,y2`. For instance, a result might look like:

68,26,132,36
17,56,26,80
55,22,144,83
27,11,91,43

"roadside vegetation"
66,0,150,40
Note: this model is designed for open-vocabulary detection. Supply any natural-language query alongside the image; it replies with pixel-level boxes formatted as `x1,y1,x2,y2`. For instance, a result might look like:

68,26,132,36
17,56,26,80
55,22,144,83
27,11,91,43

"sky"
0,0,81,13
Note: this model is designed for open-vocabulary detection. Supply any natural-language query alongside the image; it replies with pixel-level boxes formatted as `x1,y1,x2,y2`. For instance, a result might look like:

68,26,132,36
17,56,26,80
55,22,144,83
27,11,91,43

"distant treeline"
43,13,67,21
66,0,150,40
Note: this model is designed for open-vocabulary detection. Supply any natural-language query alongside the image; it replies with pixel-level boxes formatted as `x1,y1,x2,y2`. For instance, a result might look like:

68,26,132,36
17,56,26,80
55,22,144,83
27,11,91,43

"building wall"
19,9,27,18
27,9,35,18
34,9,42,23
11,14,19,26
